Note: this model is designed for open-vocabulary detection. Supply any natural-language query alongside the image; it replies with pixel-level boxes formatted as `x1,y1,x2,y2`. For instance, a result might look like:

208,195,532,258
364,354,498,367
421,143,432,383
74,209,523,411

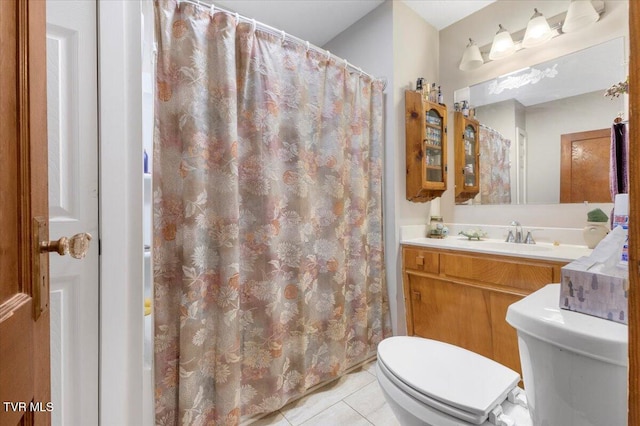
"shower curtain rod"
175,0,387,90
479,123,505,137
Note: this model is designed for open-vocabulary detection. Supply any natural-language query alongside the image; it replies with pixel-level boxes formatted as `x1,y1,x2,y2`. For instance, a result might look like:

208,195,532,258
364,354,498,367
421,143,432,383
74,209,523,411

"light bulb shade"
522,10,553,48
459,40,484,71
562,0,599,33
489,26,515,60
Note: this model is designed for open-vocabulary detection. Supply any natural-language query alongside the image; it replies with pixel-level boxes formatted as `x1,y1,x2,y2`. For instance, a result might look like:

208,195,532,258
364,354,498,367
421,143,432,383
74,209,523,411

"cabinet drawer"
440,253,556,292
403,248,439,274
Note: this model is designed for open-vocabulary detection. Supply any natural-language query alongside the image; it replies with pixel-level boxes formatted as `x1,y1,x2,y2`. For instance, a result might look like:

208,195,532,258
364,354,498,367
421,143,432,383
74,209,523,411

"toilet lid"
377,336,520,423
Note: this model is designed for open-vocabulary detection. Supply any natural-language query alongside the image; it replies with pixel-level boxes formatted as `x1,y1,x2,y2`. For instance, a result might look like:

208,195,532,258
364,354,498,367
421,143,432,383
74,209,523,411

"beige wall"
393,0,440,230
391,1,440,333
439,0,628,227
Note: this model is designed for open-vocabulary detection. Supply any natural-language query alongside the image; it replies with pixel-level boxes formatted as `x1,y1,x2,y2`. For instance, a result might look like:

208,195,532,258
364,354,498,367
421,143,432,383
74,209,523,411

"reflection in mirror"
455,37,626,205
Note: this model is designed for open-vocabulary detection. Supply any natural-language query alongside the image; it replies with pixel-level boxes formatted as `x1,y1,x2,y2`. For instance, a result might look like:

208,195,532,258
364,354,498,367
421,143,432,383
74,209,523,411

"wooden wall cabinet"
405,90,447,202
402,245,566,377
454,112,480,202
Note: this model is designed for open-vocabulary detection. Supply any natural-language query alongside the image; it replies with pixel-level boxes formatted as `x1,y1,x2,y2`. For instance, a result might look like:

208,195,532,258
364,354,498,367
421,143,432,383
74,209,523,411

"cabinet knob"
416,255,424,266
412,290,421,301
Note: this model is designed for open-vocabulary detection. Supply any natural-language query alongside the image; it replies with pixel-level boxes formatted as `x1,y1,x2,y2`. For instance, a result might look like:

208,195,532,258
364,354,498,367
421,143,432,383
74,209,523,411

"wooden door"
0,1,51,425
559,128,611,203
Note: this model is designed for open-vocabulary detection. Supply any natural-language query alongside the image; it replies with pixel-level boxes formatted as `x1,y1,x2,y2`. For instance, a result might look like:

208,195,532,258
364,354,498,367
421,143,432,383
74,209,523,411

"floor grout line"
300,400,374,426
254,361,381,426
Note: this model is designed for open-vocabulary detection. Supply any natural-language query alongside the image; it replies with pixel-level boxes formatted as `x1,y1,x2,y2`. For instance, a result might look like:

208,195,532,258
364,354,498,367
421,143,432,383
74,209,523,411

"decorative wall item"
488,64,558,94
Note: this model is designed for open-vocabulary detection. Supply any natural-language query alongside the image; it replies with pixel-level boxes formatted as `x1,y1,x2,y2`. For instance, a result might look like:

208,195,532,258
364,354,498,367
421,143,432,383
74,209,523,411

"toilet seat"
377,337,521,425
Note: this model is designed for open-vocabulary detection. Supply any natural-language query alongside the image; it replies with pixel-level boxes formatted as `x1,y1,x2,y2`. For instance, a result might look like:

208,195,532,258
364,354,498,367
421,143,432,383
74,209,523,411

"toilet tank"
506,284,628,426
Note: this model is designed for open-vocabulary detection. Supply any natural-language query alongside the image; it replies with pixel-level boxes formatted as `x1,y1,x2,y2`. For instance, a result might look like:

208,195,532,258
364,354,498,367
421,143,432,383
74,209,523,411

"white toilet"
376,284,628,426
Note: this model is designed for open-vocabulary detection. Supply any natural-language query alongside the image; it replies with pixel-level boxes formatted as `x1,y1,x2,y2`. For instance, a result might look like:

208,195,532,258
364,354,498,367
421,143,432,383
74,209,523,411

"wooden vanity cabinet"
454,112,480,202
405,90,447,202
402,245,565,377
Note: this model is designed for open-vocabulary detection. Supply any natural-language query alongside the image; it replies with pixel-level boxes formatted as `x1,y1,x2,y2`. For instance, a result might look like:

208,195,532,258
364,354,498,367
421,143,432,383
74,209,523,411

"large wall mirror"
454,37,626,205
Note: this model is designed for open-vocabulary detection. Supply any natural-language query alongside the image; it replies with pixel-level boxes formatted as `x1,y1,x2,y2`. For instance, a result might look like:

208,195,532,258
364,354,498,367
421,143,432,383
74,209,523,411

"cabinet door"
454,112,480,200
462,122,479,190
490,292,524,377
423,107,446,190
405,91,447,201
408,273,493,359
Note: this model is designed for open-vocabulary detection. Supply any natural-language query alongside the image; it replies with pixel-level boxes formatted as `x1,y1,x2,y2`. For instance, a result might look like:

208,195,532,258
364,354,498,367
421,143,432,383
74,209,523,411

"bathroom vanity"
401,238,590,377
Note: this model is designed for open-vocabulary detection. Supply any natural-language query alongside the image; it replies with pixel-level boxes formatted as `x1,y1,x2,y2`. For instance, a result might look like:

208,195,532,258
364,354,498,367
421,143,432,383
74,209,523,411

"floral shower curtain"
479,125,512,205
153,1,390,424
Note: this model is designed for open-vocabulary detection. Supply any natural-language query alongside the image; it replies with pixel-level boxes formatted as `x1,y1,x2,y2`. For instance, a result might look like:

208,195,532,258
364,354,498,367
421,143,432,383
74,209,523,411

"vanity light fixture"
489,25,516,61
562,0,599,33
522,8,553,48
459,1,605,71
459,38,484,71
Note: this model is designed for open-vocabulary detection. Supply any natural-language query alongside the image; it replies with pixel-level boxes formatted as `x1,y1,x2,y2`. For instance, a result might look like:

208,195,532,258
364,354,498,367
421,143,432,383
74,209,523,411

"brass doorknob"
41,233,92,259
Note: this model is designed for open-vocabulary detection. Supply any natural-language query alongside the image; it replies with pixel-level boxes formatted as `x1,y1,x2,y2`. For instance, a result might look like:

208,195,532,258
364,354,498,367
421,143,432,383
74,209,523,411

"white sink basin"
474,241,552,252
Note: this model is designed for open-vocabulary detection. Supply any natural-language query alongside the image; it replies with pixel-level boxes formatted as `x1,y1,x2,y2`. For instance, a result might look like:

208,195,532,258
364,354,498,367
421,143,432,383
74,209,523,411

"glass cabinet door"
424,108,445,188
454,111,479,202
404,90,447,202
463,124,477,187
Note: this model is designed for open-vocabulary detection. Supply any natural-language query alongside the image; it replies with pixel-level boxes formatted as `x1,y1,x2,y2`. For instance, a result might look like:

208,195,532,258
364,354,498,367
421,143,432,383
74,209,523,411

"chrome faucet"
505,230,515,243
505,221,536,244
524,231,535,244
506,220,523,243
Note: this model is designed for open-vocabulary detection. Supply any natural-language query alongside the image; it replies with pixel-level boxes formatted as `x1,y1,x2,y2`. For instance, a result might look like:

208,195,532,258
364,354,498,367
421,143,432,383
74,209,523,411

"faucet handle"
524,231,535,244
505,230,515,243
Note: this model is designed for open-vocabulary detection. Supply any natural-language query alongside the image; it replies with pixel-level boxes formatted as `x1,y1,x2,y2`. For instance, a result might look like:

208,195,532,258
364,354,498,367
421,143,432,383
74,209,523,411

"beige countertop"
401,237,592,262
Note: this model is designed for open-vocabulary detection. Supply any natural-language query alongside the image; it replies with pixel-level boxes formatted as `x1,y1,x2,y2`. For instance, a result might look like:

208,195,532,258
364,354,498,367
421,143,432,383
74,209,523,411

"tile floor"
249,359,400,426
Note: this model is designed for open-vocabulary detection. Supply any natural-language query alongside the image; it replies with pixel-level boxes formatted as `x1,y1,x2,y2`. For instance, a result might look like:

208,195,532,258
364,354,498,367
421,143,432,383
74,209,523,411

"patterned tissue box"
560,257,629,325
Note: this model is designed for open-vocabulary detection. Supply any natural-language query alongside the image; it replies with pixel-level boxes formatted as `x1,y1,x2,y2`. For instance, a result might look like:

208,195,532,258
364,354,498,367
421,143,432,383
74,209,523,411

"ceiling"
402,0,497,30
215,0,384,46
213,0,495,47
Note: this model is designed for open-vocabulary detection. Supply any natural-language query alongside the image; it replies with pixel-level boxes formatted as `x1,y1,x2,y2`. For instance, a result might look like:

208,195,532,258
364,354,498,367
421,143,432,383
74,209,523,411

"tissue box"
560,257,629,324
